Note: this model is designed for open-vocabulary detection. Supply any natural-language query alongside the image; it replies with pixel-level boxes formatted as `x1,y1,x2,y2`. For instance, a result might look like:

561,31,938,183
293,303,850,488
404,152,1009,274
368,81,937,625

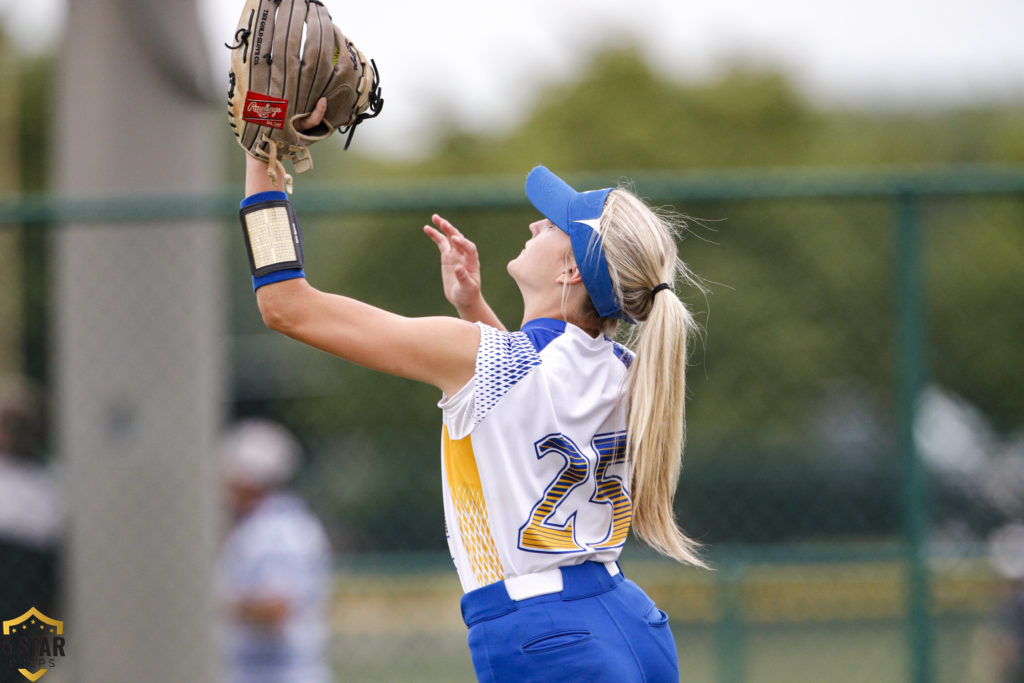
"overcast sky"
2,0,1023,159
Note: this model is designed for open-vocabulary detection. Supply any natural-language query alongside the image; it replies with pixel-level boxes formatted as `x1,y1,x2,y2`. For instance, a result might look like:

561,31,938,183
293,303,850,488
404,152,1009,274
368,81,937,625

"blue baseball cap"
525,166,631,322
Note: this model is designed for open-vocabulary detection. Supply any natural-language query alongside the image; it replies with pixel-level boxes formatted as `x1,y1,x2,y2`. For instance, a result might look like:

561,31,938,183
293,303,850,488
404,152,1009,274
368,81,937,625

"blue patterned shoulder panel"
472,325,542,425
611,341,634,368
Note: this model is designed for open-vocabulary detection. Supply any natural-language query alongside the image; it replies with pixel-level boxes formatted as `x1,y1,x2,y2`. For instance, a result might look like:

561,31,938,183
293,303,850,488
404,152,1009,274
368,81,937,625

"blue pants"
460,562,680,682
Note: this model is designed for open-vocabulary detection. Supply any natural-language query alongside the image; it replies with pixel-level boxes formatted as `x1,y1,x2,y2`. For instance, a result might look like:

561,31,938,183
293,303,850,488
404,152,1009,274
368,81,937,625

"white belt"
503,561,620,601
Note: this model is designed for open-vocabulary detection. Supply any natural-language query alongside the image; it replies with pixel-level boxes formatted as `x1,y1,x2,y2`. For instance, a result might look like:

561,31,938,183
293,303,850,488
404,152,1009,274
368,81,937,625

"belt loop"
559,561,621,601
460,581,519,627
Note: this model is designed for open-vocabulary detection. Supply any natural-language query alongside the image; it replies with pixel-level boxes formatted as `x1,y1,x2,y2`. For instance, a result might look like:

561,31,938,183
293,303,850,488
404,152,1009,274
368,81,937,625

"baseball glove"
226,0,382,192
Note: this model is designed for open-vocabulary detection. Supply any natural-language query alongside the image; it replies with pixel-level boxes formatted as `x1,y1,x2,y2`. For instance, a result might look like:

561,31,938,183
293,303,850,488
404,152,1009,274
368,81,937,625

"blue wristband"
241,190,288,208
239,191,305,290
253,268,306,292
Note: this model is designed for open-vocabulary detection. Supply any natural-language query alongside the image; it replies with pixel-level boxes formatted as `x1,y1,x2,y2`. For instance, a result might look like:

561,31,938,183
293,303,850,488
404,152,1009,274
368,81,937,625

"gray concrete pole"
0,32,23,373
53,1,224,681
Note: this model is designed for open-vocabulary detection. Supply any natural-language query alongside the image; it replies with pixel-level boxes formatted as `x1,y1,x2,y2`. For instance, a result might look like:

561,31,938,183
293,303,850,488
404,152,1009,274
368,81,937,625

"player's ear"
557,261,583,286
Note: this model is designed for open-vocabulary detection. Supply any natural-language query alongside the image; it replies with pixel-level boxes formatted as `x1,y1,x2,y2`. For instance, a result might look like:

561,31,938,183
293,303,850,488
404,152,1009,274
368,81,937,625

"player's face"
507,219,573,289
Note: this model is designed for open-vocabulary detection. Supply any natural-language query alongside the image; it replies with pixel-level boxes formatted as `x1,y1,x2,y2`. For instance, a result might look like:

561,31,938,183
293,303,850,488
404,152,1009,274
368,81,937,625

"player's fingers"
313,96,327,119
423,225,450,252
294,97,328,132
452,234,478,256
433,213,461,237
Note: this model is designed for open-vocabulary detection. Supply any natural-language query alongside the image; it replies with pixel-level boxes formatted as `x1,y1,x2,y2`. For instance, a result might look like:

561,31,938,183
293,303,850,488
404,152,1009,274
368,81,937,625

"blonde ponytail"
597,190,707,568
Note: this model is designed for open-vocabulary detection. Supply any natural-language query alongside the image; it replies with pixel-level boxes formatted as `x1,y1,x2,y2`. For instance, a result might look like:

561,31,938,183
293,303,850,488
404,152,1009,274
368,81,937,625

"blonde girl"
239,101,705,682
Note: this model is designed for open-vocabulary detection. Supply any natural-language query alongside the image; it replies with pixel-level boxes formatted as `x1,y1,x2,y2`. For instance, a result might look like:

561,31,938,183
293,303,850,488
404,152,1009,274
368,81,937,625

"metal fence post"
895,190,932,683
714,559,747,683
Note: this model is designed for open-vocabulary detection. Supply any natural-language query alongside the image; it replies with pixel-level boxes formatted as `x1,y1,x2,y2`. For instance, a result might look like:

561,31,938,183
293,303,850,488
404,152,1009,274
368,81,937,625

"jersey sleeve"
440,323,542,439
472,323,542,424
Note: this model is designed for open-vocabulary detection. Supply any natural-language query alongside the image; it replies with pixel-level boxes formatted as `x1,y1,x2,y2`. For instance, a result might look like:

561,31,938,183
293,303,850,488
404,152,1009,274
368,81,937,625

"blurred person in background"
218,418,333,683
0,374,61,621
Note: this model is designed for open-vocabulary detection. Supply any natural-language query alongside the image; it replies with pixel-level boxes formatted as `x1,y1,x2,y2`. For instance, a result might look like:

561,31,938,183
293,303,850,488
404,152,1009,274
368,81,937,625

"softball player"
239,101,706,682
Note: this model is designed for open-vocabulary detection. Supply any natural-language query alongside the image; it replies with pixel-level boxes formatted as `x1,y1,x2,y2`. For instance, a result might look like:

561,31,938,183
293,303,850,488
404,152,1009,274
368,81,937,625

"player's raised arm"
240,100,478,396
423,214,507,330
254,274,479,396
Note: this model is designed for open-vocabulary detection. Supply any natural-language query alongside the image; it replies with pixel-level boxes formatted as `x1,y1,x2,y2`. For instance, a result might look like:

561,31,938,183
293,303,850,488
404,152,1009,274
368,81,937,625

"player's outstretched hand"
423,214,484,313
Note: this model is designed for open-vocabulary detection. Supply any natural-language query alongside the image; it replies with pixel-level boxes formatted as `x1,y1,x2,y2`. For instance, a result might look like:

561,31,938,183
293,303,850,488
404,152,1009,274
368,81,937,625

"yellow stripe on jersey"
442,426,504,586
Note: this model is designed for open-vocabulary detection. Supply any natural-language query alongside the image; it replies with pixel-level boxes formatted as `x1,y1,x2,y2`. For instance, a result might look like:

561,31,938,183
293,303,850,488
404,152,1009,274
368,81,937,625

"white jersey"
439,318,635,593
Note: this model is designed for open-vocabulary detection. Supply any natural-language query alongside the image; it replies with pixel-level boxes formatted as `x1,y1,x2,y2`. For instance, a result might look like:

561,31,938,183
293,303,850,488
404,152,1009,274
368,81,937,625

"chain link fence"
1,166,1023,682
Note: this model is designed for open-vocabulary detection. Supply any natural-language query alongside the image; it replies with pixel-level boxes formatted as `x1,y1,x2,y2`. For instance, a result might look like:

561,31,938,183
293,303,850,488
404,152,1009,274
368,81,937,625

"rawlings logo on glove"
226,0,383,192
243,92,288,128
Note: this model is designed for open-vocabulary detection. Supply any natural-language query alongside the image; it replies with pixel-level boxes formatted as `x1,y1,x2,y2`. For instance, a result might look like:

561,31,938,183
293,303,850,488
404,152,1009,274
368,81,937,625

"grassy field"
328,554,1011,682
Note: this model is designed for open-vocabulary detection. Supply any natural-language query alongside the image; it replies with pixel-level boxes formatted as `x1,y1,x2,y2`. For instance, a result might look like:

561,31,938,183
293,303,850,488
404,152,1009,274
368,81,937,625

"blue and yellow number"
518,431,632,553
590,431,632,549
